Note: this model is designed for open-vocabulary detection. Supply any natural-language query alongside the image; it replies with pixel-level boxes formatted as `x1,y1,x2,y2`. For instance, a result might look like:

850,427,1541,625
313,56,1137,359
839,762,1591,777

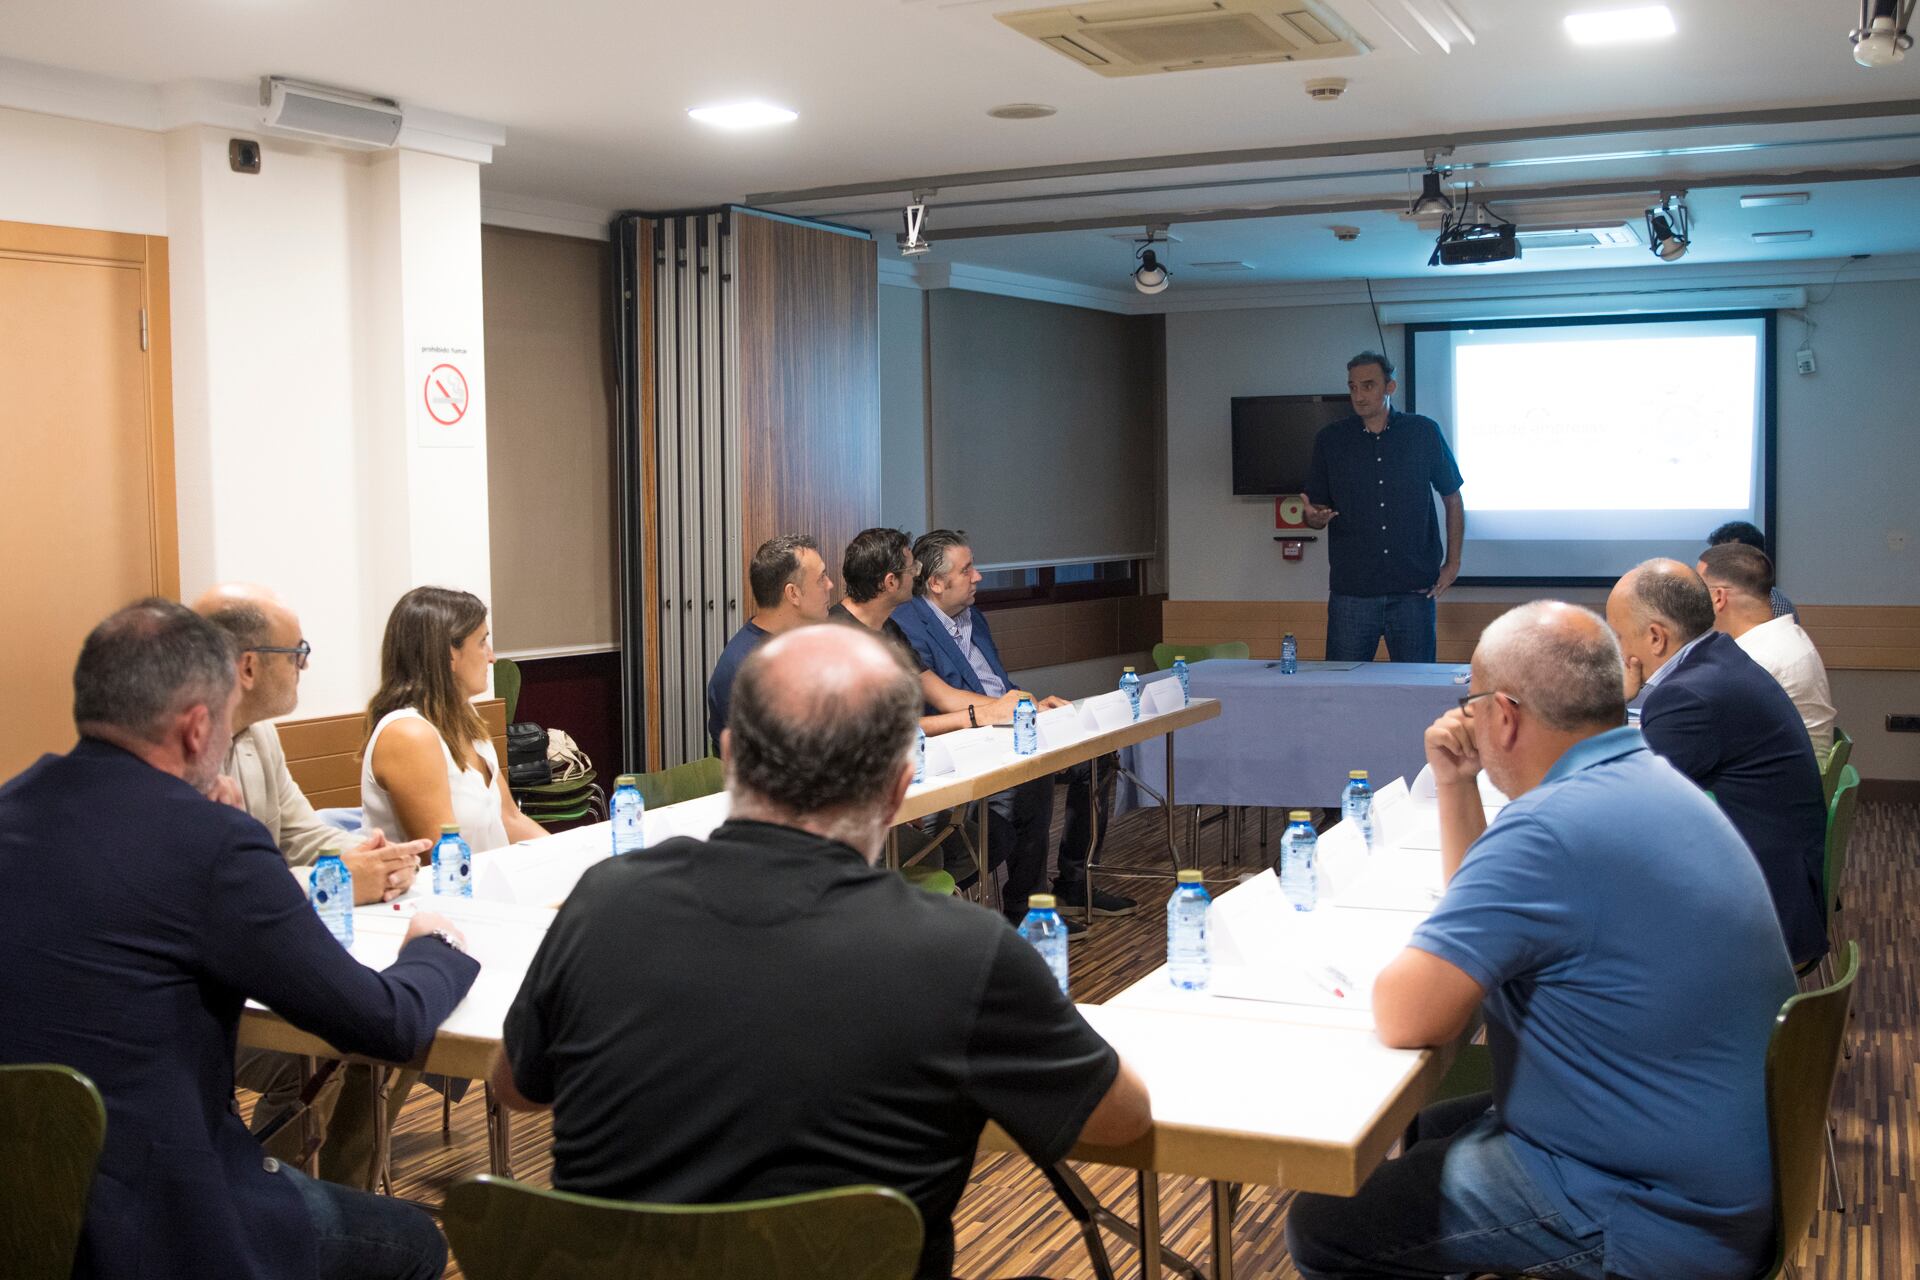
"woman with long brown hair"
361,586,546,852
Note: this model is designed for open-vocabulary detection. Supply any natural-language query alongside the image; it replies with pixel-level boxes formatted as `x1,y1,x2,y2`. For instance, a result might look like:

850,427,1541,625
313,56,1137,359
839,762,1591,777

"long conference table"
239,696,1485,1280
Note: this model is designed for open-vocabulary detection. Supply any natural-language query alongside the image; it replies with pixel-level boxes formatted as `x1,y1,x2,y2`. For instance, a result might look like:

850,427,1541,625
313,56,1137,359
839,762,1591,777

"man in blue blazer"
891,531,1135,923
0,600,480,1280
1607,561,1828,968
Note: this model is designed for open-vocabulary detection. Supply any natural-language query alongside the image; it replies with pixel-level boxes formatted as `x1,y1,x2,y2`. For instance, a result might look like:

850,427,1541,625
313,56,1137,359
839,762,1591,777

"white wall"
1164,275,1920,779
6,107,494,719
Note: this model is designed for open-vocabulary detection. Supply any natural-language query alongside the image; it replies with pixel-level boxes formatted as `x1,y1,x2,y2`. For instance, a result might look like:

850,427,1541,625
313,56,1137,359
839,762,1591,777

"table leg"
978,796,999,912
1209,1180,1236,1280
485,1082,515,1177
1084,754,1101,928
368,1065,392,1195
1165,733,1182,873
298,1054,320,1177
1136,1170,1162,1280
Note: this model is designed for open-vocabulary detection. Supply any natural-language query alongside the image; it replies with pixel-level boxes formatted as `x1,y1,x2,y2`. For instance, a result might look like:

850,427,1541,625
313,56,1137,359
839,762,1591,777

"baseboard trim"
1861,778,1920,803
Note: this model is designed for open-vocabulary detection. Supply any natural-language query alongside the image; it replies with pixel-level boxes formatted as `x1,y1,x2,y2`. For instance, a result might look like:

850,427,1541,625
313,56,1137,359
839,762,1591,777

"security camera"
229,138,262,174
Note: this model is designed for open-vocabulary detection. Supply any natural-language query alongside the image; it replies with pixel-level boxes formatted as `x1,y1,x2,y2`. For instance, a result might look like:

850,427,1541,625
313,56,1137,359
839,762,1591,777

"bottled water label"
433,833,473,898
1167,876,1211,990
1279,821,1318,911
914,726,927,784
1013,698,1038,757
1280,633,1298,676
1119,668,1142,721
1018,905,1069,995
1342,777,1374,851
310,855,354,947
611,785,646,856
1172,658,1191,705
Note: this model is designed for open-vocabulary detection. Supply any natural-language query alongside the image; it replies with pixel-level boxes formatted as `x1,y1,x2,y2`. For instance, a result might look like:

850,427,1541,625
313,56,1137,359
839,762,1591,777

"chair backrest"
634,756,726,811
0,1064,107,1280
1820,726,1852,805
1823,765,1860,923
1765,940,1859,1278
442,1176,923,1280
1151,641,1252,670
494,657,523,725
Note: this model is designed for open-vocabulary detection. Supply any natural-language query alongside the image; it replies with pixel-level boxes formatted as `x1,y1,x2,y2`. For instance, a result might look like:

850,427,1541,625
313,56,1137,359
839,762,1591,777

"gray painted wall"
879,283,929,533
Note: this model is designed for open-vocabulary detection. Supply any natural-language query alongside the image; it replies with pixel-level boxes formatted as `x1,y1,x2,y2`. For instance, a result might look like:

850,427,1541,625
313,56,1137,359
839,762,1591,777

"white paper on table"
1395,805,1505,853
472,840,599,907
1142,678,1185,716
1035,705,1086,752
645,789,731,844
1079,691,1135,733
922,734,958,777
1203,890,1419,1012
1411,763,1510,807
1327,847,1448,912
1369,776,1411,843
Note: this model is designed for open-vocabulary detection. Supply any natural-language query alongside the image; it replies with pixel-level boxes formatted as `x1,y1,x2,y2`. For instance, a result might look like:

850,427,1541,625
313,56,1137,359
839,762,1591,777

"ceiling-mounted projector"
260,77,403,148
1431,222,1521,267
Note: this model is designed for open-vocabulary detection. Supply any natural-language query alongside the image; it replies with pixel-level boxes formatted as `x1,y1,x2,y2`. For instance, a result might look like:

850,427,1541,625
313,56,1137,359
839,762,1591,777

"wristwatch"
425,928,466,955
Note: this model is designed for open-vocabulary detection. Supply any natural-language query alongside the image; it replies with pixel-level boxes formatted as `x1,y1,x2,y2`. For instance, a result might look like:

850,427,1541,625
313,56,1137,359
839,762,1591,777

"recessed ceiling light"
1751,230,1815,243
687,101,798,129
1739,191,1811,208
986,103,1057,120
1564,5,1676,45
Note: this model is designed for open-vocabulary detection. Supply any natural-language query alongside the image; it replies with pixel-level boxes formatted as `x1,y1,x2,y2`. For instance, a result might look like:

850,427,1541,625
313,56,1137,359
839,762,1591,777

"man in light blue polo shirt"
1286,601,1794,1280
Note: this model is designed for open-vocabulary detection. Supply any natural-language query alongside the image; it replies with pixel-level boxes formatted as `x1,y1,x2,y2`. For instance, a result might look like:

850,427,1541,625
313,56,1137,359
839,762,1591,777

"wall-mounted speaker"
259,77,403,149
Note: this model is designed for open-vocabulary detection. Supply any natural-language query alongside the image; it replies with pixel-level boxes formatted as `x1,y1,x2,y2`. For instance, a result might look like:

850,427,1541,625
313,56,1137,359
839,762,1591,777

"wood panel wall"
733,212,880,593
281,699,508,812
989,595,1166,672
1163,600,1920,671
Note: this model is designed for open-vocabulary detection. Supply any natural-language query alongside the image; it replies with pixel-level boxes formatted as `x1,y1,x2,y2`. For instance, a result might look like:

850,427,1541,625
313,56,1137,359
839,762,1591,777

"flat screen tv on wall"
1230,394,1351,496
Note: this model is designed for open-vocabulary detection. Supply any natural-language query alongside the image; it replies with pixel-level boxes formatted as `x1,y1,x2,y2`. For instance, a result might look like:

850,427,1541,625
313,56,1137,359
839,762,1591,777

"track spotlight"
1645,195,1690,262
900,189,933,257
1132,227,1171,294
1851,0,1914,66
1410,168,1453,217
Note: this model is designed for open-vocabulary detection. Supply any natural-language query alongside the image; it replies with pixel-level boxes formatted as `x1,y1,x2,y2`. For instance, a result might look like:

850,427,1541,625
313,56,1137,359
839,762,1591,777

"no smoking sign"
423,363,470,426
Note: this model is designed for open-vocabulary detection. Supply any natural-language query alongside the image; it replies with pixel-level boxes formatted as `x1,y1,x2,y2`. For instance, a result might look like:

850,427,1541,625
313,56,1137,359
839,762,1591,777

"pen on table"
1307,965,1354,999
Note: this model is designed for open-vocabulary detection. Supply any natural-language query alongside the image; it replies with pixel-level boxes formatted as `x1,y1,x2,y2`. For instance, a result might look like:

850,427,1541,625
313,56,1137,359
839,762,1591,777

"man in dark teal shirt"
1303,352,1464,662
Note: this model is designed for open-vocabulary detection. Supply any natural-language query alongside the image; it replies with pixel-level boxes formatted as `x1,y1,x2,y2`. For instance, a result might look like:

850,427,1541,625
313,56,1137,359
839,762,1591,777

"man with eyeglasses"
1286,601,1793,1280
195,584,433,1175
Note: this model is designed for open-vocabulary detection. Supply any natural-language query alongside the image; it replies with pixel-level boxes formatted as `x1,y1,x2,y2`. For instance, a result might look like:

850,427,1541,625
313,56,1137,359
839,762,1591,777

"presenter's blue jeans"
1286,1094,1607,1280
1326,592,1437,663
287,1164,448,1280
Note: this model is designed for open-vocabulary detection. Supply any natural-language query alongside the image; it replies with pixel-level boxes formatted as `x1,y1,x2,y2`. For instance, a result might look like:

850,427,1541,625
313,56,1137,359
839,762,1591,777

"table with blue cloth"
1118,659,1471,811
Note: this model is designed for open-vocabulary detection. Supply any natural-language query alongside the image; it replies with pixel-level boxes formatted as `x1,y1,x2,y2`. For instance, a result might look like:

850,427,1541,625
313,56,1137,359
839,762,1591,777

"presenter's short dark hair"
1707,520,1768,552
911,530,970,596
727,630,920,815
1347,351,1395,380
1699,543,1774,600
73,598,238,742
842,528,913,604
749,534,820,610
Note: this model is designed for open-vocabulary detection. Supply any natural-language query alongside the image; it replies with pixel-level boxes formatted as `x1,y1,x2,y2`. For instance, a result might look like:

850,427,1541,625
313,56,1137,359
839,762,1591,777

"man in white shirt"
1696,545,1836,757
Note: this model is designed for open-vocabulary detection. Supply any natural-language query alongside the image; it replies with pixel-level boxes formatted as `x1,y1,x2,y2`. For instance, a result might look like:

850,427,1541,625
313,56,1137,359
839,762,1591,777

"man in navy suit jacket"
891,531,1135,923
1607,561,1828,968
0,600,480,1280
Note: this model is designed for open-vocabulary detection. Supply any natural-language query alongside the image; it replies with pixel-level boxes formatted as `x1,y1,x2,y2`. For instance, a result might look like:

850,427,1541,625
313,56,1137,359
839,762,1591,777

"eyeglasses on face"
1457,690,1520,716
248,639,311,669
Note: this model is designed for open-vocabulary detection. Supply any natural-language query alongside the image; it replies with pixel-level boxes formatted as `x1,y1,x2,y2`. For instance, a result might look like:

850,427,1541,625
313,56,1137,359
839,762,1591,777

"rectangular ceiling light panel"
999,0,1371,76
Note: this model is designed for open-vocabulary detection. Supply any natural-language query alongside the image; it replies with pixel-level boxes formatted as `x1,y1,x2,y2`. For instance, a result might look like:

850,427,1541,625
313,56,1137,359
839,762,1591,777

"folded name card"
1142,678,1185,716
922,734,958,777
474,845,597,907
1035,705,1085,752
1079,691,1136,733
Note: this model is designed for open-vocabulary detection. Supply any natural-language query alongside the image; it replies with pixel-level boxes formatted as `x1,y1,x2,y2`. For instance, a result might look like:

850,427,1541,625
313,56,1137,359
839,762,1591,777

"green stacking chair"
1761,941,1859,1275
493,656,523,725
1817,766,1860,980
442,1175,923,1280
1820,726,1852,806
1151,640,1252,670
0,1064,107,1280
632,756,726,811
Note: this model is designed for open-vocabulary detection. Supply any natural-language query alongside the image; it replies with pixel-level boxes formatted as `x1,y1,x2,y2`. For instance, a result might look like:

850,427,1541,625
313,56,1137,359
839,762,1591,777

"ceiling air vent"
998,0,1371,77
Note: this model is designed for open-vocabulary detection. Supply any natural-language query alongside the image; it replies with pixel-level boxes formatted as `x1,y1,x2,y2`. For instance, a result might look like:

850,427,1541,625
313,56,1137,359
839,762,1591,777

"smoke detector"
1331,225,1360,241
1305,77,1348,102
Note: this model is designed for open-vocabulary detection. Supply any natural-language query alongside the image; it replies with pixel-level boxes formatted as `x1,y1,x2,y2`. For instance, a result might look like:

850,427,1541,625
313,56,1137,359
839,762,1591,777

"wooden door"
0,221,176,780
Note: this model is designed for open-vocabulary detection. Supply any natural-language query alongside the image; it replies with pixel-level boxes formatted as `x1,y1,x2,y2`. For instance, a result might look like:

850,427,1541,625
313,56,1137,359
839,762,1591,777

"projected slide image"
1454,335,1757,513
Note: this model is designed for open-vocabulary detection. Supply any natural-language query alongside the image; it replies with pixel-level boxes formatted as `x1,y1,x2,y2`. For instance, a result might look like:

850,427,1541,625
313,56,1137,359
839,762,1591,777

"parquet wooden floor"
285,797,1920,1279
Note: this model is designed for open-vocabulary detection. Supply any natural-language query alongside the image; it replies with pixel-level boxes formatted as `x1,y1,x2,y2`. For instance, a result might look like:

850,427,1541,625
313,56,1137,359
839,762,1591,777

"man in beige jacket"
194,583,431,1177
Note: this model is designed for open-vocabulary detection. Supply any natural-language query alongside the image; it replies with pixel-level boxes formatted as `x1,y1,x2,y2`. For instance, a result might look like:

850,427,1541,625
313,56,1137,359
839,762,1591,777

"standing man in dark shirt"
705,534,834,753
1303,352,1466,662
494,625,1151,1280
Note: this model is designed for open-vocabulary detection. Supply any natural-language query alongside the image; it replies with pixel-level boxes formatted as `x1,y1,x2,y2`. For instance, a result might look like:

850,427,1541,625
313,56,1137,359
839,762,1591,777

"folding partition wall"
613,208,881,772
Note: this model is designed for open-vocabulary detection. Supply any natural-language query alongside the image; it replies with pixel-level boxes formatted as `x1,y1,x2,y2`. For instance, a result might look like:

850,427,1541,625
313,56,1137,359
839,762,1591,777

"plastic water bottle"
309,850,354,947
1012,696,1038,756
1278,810,1318,911
913,726,927,783
1172,656,1191,705
611,774,646,856
1280,633,1299,675
1018,894,1069,995
432,824,473,898
1167,869,1211,990
1342,770,1375,851
1119,667,1142,720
